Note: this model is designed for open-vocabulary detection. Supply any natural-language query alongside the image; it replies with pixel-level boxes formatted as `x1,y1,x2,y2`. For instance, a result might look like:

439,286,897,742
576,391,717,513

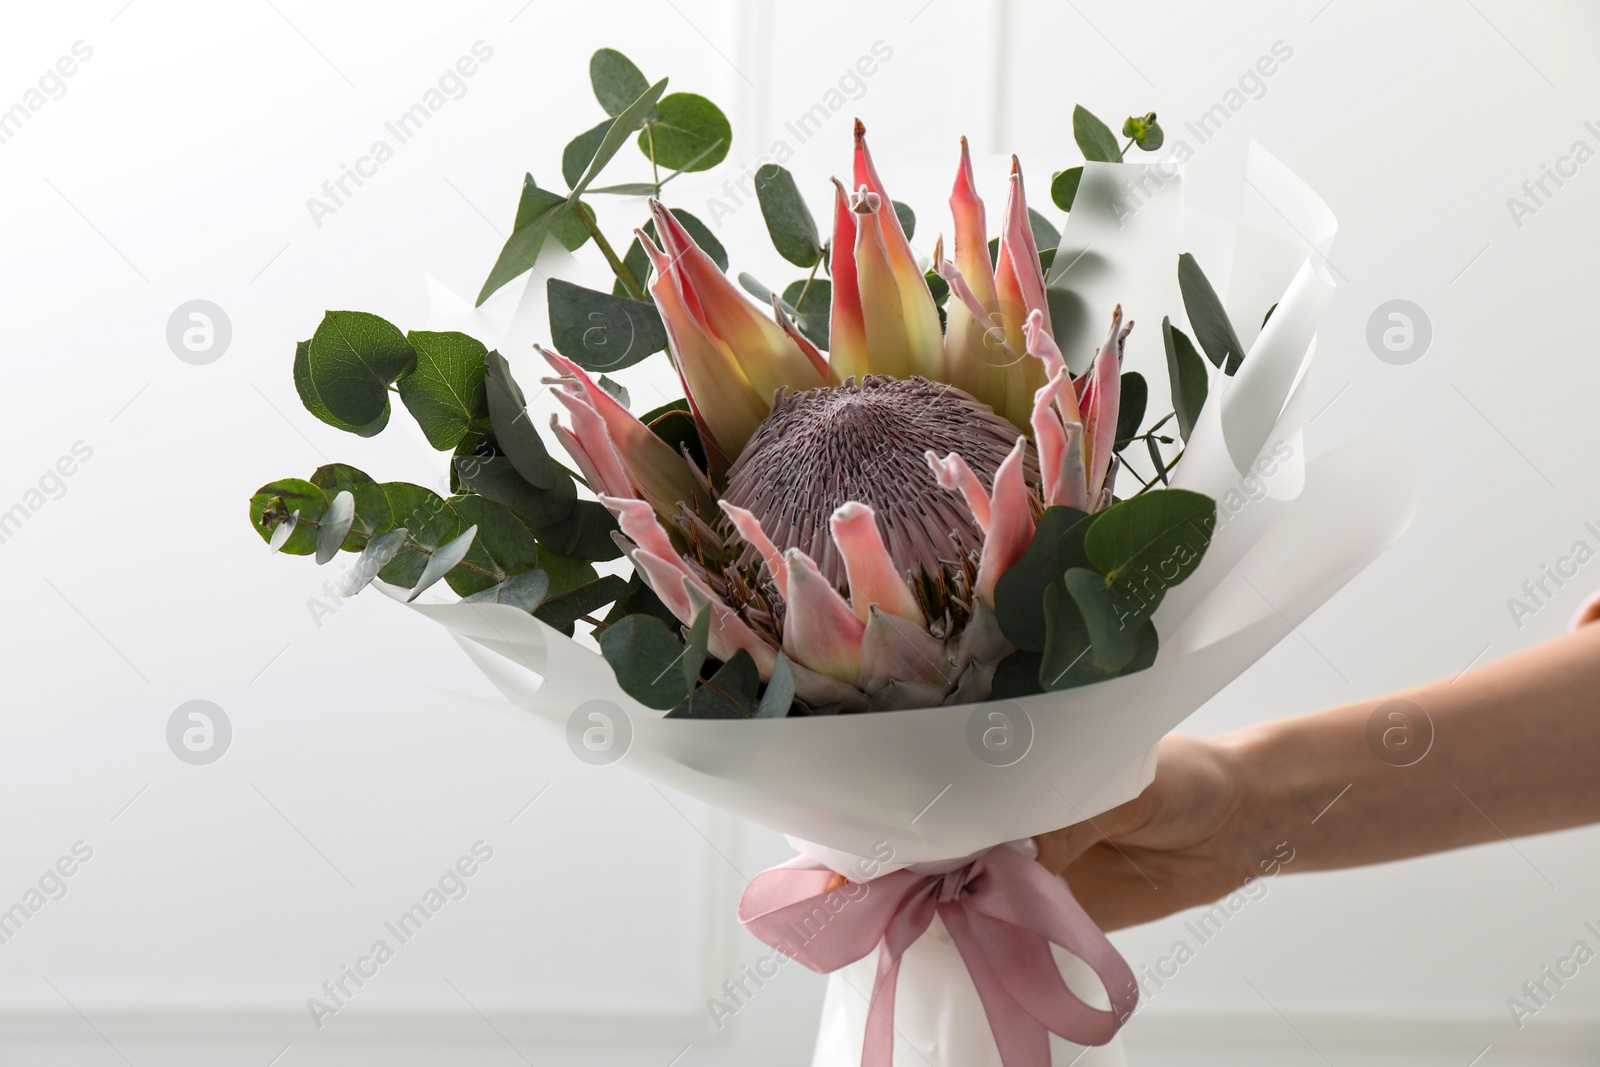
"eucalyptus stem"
1135,448,1184,494
1118,137,1135,161
270,509,501,581
646,121,661,193
575,202,646,301
793,253,824,312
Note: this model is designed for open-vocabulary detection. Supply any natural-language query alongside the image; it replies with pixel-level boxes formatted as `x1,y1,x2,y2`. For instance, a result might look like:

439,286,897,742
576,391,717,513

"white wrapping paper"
403,144,1413,1066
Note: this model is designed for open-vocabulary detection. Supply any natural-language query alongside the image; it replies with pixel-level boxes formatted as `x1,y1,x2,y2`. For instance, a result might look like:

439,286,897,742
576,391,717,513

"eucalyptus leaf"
754,164,821,267
1073,105,1122,163
1114,371,1147,450
249,478,328,556
1062,567,1139,671
892,200,915,241
989,650,1045,699
311,463,390,548
1028,208,1060,252
376,482,461,586
590,48,652,118
398,331,489,450
336,527,407,597
268,509,299,553
535,574,630,636
548,278,667,371
1122,112,1164,151
572,78,669,197
1178,252,1245,374
782,278,831,350
640,93,729,171
305,311,416,427
667,650,760,719
315,490,355,564
993,505,1090,652
756,653,796,718
597,374,630,408
598,613,694,709
484,351,565,490
294,339,389,437
562,119,614,190
1161,316,1209,443
1082,488,1216,628
476,176,572,306
1051,167,1084,212
407,524,477,601
461,568,551,612
445,495,541,596
681,605,711,692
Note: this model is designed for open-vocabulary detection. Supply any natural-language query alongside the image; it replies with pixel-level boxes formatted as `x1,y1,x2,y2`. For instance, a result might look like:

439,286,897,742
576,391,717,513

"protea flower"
544,122,1132,711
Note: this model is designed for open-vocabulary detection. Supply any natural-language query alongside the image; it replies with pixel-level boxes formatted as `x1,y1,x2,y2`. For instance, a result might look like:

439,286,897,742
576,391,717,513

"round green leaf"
306,311,416,427
563,120,614,190
375,482,460,587
599,613,693,710
590,48,651,118
248,478,328,556
892,200,915,241
548,277,667,372
294,339,389,437
1051,167,1084,212
445,495,541,596
398,331,489,450
1114,371,1148,450
639,93,729,171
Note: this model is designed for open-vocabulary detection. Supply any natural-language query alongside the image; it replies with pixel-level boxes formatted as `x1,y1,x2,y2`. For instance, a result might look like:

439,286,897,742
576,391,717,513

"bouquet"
249,47,1414,1066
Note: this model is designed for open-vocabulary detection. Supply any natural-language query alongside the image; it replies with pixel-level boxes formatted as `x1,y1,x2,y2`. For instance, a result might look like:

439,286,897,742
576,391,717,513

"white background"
2,0,1599,1064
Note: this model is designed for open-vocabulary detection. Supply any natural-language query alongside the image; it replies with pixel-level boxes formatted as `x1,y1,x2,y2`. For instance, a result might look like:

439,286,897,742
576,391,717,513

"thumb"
1033,795,1144,876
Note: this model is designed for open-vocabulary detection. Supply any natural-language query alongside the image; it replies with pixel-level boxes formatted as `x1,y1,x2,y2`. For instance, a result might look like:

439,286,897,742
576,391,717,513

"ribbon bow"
738,845,1137,1066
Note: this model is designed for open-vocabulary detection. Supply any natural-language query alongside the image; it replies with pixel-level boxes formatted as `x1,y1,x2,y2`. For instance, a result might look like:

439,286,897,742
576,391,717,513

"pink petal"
781,549,865,684
1083,305,1131,502
681,579,779,678
631,549,701,623
827,177,868,384
600,495,677,560
926,450,992,535
769,293,830,380
719,501,788,599
851,185,942,380
550,389,633,498
1030,366,1090,510
549,414,631,500
974,436,1036,606
829,502,924,625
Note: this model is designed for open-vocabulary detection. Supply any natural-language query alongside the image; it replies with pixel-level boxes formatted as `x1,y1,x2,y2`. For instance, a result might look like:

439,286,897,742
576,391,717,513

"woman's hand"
1034,733,1275,931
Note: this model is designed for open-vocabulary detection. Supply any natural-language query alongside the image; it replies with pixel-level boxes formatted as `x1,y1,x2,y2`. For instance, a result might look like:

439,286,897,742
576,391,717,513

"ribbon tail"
861,945,904,1067
941,903,1052,1067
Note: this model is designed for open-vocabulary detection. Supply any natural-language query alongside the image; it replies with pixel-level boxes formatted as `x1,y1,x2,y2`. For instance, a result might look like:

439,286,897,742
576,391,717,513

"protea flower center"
722,376,1034,590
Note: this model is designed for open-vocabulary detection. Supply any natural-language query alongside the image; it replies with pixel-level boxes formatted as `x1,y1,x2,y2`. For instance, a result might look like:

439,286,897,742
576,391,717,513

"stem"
1135,448,1184,494
1118,137,1135,161
576,202,646,301
646,121,661,193
793,255,824,313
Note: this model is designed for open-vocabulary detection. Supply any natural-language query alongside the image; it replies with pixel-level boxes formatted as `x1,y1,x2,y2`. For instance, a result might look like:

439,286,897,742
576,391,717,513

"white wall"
2,0,1599,1063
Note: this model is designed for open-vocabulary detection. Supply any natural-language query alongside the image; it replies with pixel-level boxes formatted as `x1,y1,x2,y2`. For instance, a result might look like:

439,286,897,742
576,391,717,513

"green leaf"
573,78,669,196
597,374,630,408
993,505,1090,652
562,119,613,190
1028,208,1060,252
249,478,328,556
535,574,629,636
1050,167,1083,212
540,551,600,597
1081,488,1216,627
1114,371,1147,450
294,339,389,437
548,278,667,372
754,164,821,268
375,482,461,587
461,569,551,612
667,650,760,719
476,175,589,306
484,351,566,490
1178,252,1245,374
590,48,651,118
1041,580,1158,690
990,650,1045,699
1062,567,1139,671
588,182,661,196
1122,112,1164,151
640,93,729,171
681,606,711,691
604,573,678,627
455,449,574,532
640,399,706,471
538,500,625,561
1161,317,1208,443
1073,105,1122,163
445,495,541,596
306,311,416,427
310,463,390,547
892,200,915,241
782,278,831,350
599,613,694,709
756,654,796,718
398,331,489,450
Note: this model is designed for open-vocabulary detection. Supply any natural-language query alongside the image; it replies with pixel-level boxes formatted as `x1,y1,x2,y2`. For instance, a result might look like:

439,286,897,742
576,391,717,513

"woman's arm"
1036,620,1600,931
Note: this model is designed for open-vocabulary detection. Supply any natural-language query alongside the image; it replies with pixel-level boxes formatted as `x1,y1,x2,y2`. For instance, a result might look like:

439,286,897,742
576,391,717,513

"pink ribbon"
738,845,1138,1066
